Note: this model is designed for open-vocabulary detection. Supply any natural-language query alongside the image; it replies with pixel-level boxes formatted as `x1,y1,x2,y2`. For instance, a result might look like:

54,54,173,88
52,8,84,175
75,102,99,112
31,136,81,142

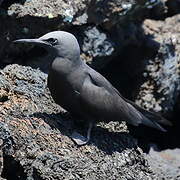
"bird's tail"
125,99,172,132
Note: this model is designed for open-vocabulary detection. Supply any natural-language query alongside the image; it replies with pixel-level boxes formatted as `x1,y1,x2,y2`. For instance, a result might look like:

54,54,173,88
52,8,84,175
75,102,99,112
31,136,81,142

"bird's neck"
50,56,82,75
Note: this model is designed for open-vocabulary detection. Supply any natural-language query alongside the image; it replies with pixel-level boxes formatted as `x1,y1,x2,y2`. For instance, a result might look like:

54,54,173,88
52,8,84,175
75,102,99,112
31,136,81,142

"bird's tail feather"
126,102,167,132
125,99,172,131
141,115,167,132
128,100,171,125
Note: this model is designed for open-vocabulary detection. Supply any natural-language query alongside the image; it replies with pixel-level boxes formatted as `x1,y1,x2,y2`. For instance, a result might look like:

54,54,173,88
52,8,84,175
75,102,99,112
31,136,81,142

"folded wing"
79,67,171,131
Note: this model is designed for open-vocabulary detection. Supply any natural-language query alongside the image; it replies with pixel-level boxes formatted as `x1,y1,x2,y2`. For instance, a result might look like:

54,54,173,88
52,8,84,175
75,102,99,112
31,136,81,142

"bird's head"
13,31,81,62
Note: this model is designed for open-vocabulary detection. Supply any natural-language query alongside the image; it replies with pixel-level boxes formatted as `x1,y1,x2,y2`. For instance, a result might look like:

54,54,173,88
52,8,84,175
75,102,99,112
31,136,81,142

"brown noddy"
13,31,171,145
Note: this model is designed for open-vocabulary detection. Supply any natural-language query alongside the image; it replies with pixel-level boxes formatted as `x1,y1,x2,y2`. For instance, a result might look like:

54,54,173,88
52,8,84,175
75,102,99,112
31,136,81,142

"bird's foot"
70,122,93,145
70,131,89,145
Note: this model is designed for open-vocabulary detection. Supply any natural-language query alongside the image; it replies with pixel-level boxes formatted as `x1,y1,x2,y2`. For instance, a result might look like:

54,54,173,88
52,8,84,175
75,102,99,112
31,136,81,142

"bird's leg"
71,122,93,145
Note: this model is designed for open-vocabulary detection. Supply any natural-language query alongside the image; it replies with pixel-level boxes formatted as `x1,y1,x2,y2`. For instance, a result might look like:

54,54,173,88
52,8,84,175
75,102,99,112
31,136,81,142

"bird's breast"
47,67,83,113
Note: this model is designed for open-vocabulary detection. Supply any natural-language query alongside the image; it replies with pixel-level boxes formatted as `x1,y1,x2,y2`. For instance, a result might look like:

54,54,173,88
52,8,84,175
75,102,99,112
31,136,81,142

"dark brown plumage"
14,31,171,145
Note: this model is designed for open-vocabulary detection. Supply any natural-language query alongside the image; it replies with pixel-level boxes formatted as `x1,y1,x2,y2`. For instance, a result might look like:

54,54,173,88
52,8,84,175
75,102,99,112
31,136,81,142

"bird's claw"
70,131,89,145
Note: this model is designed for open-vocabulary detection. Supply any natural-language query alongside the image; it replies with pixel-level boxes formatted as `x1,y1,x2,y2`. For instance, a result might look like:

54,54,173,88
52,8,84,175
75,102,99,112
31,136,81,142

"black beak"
13,38,51,48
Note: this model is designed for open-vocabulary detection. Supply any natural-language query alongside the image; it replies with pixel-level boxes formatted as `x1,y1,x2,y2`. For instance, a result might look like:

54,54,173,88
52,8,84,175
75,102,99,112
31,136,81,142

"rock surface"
0,0,163,69
147,146,180,179
0,64,156,179
135,14,180,115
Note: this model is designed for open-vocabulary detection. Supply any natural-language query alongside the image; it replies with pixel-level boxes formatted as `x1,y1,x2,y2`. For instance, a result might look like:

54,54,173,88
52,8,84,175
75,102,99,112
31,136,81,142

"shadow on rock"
31,112,136,155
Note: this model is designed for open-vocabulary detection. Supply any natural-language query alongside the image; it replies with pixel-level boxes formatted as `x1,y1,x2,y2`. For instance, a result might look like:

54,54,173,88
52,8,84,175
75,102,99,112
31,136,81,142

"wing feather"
79,69,142,125
78,66,170,131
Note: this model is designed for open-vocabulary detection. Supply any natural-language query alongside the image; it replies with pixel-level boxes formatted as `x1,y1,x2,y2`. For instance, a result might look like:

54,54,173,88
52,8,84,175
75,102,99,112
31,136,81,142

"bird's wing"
79,67,170,131
79,68,143,125
111,85,172,126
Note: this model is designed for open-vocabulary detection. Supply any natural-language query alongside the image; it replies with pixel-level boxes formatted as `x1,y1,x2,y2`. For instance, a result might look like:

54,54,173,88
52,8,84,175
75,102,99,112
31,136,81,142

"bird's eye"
45,38,58,45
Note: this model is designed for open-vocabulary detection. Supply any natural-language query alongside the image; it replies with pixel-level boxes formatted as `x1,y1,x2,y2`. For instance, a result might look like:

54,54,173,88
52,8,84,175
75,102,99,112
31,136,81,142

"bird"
13,31,171,145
